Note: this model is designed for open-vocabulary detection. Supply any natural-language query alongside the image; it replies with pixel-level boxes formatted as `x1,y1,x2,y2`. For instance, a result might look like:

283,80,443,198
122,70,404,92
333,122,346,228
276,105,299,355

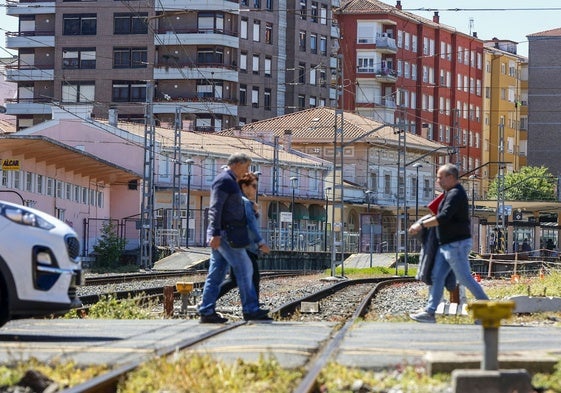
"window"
198,12,224,33
240,52,247,71
251,87,259,108
310,65,317,85
265,23,273,44
319,36,327,55
112,81,146,102
298,63,305,84
266,0,273,10
309,96,316,107
253,20,260,42
25,172,33,192
299,31,306,51
300,0,306,20
113,47,147,68
310,33,317,54
264,57,272,76
311,2,318,22
298,94,305,109
197,48,223,64
114,13,147,34
320,4,327,24
253,0,260,8
239,85,247,105
63,14,96,35
62,81,95,102
62,48,96,69
384,174,391,195
240,18,248,39
252,54,260,74
264,88,271,110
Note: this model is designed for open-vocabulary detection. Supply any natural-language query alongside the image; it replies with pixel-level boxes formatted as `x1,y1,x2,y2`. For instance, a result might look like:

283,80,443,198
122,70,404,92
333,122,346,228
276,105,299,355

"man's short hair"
227,152,252,166
439,163,459,179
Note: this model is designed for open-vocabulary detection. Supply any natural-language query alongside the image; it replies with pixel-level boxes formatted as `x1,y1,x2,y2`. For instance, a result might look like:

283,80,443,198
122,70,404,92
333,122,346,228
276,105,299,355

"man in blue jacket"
198,153,270,323
408,163,488,323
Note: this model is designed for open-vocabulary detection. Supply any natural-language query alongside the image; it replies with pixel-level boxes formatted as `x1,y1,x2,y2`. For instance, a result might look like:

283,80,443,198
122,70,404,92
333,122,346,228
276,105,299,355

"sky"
1,1,561,57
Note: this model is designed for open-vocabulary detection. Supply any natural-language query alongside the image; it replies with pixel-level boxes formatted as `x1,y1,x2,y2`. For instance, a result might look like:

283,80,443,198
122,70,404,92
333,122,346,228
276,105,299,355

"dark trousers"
217,251,260,300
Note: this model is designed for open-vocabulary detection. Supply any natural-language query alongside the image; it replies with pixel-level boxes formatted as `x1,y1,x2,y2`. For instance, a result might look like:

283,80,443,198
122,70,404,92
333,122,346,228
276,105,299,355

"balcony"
154,64,239,82
375,36,397,53
152,98,238,116
5,98,52,115
356,67,397,83
156,0,239,13
6,1,55,15
6,31,55,49
6,65,54,81
155,28,239,48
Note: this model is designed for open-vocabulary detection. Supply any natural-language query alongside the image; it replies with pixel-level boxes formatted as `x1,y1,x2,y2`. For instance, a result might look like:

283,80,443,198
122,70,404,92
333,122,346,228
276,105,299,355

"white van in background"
0,200,82,326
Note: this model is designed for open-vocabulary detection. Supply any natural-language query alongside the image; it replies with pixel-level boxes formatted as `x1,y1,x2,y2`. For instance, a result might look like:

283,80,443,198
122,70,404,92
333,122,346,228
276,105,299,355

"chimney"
283,129,293,151
433,11,439,24
395,1,402,10
108,108,118,127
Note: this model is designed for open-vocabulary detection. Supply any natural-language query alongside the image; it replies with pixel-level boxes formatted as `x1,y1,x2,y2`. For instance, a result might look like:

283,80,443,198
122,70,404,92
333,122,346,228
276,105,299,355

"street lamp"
469,174,477,218
324,187,332,252
185,159,194,248
364,190,373,268
254,171,262,203
290,176,298,251
412,163,423,223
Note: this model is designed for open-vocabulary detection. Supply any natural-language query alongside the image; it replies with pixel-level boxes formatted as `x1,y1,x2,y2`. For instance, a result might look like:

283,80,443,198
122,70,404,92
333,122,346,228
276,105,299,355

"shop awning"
289,203,309,220
268,202,289,219
309,204,326,221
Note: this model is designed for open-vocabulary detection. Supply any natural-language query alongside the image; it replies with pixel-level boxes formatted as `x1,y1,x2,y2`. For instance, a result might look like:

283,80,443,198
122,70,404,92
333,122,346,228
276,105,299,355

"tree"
487,166,557,201
93,220,127,269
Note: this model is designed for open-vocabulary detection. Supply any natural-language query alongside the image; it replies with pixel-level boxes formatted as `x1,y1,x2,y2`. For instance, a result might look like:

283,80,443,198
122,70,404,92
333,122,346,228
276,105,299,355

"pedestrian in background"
217,172,270,301
198,153,270,323
408,163,489,323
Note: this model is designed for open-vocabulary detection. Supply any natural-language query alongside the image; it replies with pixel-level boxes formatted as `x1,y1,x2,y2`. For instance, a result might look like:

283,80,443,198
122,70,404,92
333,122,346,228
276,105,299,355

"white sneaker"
409,310,436,323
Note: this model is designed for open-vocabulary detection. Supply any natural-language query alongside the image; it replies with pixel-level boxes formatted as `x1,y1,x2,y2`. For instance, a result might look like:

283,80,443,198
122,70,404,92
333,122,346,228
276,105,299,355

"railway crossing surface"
1,319,560,375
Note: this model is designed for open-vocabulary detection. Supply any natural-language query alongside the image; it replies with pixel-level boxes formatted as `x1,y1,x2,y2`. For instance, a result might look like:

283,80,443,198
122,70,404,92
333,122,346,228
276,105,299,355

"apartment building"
481,38,528,198
5,0,339,131
334,0,484,176
527,28,561,176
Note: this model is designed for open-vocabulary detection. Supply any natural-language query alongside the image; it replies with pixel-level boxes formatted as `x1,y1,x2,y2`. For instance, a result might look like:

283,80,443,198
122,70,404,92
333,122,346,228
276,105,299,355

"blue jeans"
199,234,259,316
426,238,489,314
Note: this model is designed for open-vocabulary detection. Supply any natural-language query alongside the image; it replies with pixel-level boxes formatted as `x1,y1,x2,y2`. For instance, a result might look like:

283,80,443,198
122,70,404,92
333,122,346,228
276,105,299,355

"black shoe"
243,309,272,321
200,312,228,324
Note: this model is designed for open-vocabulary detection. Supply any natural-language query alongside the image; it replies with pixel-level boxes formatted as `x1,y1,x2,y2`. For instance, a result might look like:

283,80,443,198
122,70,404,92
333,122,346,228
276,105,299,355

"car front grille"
65,235,80,260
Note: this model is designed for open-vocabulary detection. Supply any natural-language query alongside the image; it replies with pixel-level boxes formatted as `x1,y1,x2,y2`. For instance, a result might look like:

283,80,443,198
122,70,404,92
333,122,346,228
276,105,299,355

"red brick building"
335,0,484,174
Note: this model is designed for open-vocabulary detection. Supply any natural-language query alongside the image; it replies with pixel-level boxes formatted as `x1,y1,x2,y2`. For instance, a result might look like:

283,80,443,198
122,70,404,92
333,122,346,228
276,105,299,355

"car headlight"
2,206,55,230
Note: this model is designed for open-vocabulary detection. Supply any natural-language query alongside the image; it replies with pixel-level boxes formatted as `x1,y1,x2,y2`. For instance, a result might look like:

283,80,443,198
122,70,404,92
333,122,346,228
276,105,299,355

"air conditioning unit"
358,39,368,43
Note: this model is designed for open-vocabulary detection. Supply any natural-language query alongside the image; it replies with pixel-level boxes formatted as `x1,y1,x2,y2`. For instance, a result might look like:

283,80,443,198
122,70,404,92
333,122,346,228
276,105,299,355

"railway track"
61,277,413,393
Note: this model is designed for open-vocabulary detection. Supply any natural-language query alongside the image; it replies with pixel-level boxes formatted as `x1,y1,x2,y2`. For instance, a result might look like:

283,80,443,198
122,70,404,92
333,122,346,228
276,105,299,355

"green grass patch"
64,294,157,320
118,354,303,393
0,359,109,389
328,266,417,278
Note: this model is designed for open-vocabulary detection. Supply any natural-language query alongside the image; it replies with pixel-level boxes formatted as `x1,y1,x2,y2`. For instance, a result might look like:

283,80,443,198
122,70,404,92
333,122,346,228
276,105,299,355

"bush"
93,221,127,269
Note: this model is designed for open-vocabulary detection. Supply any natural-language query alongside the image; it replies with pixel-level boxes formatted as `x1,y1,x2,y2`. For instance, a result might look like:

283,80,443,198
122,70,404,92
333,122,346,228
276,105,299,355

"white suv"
0,200,82,326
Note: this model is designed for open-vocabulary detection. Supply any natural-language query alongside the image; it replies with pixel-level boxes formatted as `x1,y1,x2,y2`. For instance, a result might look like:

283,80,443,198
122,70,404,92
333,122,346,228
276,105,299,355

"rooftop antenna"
469,17,474,36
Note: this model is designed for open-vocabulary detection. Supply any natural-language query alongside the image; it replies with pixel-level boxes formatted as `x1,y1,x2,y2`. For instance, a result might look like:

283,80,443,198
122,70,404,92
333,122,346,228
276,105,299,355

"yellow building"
481,39,528,198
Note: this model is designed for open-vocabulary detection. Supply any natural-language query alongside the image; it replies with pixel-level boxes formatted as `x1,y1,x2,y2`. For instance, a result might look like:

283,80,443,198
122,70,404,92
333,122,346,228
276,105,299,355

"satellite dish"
0,106,6,114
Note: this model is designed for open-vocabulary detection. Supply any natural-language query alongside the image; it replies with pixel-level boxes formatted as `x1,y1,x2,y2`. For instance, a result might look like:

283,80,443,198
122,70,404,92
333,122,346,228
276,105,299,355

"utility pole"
330,53,345,279
171,106,182,250
496,122,506,253
395,104,408,275
140,82,156,269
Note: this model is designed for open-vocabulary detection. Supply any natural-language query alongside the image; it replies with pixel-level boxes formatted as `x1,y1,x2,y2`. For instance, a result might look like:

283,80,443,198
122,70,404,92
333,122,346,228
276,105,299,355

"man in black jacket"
198,153,270,323
408,163,488,323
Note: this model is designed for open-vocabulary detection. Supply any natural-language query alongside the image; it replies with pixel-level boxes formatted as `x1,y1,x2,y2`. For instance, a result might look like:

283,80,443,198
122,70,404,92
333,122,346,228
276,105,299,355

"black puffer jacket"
416,214,456,291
